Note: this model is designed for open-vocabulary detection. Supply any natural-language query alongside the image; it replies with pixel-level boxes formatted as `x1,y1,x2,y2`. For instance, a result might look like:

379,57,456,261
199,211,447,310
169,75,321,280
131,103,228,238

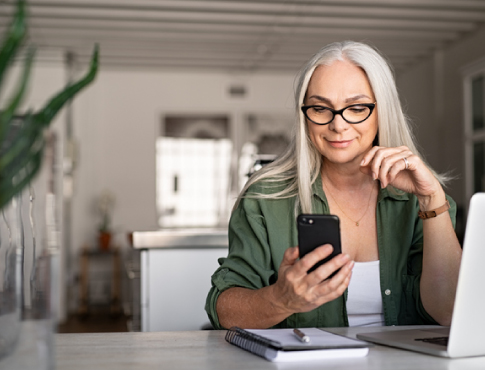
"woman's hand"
216,245,353,329
270,245,353,315
359,146,461,326
360,146,444,206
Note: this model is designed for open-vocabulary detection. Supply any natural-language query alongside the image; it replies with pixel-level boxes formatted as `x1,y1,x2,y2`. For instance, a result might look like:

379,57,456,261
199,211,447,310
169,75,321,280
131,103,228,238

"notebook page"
246,328,368,350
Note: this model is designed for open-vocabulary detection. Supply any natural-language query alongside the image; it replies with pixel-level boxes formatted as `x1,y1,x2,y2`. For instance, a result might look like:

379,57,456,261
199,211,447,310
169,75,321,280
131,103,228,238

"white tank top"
346,260,385,327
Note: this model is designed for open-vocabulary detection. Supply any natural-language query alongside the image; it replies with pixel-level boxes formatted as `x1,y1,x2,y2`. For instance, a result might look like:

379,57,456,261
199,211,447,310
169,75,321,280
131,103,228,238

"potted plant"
0,0,99,210
0,0,99,367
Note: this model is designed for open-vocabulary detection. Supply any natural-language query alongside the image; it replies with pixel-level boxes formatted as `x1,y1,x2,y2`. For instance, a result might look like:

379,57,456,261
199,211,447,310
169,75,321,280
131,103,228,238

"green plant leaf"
0,114,42,172
0,0,27,92
0,146,43,210
0,47,35,143
34,44,99,127
0,0,99,211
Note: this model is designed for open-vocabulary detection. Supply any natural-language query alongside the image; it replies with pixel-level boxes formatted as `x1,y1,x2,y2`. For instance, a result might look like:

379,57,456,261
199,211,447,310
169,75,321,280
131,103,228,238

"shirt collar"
377,186,410,202
312,175,410,205
312,175,328,204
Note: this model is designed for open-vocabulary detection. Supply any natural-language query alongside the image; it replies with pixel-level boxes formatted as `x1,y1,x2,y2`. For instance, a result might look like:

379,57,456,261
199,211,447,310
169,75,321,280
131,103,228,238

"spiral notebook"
225,327,370,362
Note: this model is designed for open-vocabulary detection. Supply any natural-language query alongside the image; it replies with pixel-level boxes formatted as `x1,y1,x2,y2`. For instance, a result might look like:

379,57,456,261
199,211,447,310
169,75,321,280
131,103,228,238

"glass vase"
0,133,60,370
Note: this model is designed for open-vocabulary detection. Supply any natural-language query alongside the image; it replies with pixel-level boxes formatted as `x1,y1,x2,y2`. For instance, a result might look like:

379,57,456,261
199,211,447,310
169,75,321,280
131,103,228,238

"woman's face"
304,59,378,167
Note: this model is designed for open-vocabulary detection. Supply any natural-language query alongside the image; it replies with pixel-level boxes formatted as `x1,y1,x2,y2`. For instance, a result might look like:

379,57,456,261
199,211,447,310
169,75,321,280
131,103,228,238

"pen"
293,328,311,343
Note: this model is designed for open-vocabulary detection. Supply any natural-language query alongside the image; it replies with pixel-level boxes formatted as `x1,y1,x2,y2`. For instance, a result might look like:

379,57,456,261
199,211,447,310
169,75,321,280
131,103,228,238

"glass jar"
0,137,59,370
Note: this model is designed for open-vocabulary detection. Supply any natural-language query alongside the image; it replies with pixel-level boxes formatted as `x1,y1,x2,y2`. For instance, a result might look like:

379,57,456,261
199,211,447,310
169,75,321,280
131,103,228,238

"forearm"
419,192,462,325
215,246,353,329
216,286,291,329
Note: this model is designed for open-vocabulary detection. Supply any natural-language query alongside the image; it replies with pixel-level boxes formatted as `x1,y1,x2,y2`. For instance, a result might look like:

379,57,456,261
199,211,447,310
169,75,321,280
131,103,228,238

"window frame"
463,58,485,206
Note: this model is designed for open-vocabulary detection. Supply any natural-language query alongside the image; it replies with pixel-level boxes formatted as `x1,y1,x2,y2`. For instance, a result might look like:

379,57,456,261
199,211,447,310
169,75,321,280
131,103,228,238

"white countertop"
55,327,485,370
132,228,228,249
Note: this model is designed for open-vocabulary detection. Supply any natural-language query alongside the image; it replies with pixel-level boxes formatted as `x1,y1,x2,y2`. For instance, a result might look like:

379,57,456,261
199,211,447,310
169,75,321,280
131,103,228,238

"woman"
205,41,462,329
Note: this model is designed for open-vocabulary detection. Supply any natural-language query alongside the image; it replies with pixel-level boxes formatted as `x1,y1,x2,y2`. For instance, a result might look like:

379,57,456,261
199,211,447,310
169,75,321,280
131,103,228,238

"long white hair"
235,41,444,214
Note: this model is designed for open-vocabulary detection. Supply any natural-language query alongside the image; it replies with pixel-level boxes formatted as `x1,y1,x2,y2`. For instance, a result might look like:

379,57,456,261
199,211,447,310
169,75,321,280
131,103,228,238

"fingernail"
360,159,365,166
372,172,377,180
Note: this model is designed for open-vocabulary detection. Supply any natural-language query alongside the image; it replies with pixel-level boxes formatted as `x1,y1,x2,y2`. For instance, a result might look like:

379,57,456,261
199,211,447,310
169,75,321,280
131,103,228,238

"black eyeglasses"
301,102,377,125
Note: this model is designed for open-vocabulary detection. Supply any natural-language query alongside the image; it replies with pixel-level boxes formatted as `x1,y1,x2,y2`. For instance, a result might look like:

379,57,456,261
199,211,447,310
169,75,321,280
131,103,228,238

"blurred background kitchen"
1,0,484,334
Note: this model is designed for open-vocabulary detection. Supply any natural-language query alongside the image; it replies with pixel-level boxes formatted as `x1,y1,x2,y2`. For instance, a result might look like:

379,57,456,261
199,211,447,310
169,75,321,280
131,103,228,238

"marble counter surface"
56,327,485,370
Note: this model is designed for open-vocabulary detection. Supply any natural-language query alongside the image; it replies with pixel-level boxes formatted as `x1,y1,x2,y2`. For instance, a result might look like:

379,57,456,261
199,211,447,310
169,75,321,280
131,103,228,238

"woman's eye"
313,106,329,113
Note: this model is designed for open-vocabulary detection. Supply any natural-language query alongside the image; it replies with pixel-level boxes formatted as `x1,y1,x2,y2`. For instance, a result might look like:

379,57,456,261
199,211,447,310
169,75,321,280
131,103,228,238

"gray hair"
235,41,444,214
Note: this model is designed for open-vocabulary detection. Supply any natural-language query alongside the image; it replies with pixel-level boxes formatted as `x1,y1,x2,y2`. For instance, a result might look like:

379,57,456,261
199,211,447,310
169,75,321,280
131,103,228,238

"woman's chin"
322,152,362,166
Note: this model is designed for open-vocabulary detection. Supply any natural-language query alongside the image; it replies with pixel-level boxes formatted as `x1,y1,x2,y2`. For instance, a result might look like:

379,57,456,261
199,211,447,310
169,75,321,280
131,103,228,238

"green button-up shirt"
205,176,456,329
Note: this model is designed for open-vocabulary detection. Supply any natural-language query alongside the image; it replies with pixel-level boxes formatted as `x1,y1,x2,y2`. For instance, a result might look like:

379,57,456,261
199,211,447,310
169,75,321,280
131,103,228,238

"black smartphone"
297,214,342,275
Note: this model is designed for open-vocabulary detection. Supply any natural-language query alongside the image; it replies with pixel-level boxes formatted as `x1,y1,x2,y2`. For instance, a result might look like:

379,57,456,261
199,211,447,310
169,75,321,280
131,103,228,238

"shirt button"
385,289,391,296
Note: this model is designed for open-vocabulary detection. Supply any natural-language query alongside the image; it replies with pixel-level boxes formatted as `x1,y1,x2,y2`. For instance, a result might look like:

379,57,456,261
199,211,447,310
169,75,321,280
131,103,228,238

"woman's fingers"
386,153,416,184
275,245,353,313
302,258,353,308
372,147,407,177
306,252,351,284
361,146,417,187
296,244,352,285
360,145,380,167
362,145,444,203
313,260,354,304
297,244,334,274
377,150,413,187
282,246,300,266
283,244,333,290
300,247,353,303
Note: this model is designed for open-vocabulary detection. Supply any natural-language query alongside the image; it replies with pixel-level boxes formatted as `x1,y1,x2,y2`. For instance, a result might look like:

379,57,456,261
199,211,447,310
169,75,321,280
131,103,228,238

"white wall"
397,24,485,210
72,69,296,242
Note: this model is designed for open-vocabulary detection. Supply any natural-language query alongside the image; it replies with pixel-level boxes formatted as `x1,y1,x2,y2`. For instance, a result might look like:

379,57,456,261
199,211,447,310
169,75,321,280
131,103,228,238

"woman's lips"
326,139,354,148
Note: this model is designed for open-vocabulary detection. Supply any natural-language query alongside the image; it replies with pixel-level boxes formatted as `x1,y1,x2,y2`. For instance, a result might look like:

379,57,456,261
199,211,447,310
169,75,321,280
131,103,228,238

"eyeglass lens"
306,105,372,124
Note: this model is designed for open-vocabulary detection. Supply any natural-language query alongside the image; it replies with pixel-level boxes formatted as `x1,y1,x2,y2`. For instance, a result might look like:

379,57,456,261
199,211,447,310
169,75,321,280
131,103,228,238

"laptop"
357,192,485,358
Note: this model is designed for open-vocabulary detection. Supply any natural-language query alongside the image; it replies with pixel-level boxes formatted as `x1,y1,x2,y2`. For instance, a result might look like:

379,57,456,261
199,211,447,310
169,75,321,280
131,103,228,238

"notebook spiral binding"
225,327,281,359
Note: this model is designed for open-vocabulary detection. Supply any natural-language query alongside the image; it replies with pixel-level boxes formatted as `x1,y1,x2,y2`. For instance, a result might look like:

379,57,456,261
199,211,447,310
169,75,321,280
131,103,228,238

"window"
156,115,232,228
155,112,293,229
464,64,485,203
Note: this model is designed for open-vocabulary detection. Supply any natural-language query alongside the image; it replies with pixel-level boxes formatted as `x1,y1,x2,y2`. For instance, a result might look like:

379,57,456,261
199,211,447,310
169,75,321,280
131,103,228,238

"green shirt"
205,176,456,329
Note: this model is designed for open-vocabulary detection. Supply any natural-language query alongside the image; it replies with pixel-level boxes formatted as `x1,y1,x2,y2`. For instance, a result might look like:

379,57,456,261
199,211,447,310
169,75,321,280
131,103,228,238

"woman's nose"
328,114,350,133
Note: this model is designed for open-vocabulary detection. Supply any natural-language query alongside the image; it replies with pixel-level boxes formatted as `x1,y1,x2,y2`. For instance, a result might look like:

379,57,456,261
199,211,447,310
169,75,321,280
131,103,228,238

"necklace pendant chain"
322,177,374,227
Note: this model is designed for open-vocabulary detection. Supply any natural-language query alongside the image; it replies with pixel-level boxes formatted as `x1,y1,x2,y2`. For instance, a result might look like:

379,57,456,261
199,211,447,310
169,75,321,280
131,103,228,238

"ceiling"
2,0,485,75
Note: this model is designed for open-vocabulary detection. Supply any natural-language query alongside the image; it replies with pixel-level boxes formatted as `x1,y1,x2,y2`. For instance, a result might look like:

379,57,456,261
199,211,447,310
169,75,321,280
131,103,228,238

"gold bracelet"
418,200,450,220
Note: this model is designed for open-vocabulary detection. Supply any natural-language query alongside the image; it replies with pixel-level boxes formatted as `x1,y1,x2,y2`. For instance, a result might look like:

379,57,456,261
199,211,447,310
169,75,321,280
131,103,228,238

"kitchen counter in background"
132,229,228,331
133,228,228,249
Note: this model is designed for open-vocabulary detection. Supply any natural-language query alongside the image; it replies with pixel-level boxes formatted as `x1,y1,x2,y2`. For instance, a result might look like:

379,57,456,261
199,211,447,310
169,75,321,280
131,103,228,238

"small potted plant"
97,189,115,250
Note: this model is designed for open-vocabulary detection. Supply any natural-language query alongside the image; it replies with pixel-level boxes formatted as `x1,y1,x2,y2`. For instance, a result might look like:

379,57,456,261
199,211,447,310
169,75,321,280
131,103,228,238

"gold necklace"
322,178,374,226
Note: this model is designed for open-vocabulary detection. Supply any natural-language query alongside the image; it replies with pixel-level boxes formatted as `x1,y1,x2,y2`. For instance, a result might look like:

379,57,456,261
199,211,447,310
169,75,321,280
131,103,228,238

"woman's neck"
321,159,374,192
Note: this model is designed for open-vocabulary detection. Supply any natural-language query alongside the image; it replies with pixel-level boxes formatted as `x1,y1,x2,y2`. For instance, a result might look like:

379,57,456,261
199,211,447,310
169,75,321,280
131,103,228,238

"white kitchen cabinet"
133,230,228,331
